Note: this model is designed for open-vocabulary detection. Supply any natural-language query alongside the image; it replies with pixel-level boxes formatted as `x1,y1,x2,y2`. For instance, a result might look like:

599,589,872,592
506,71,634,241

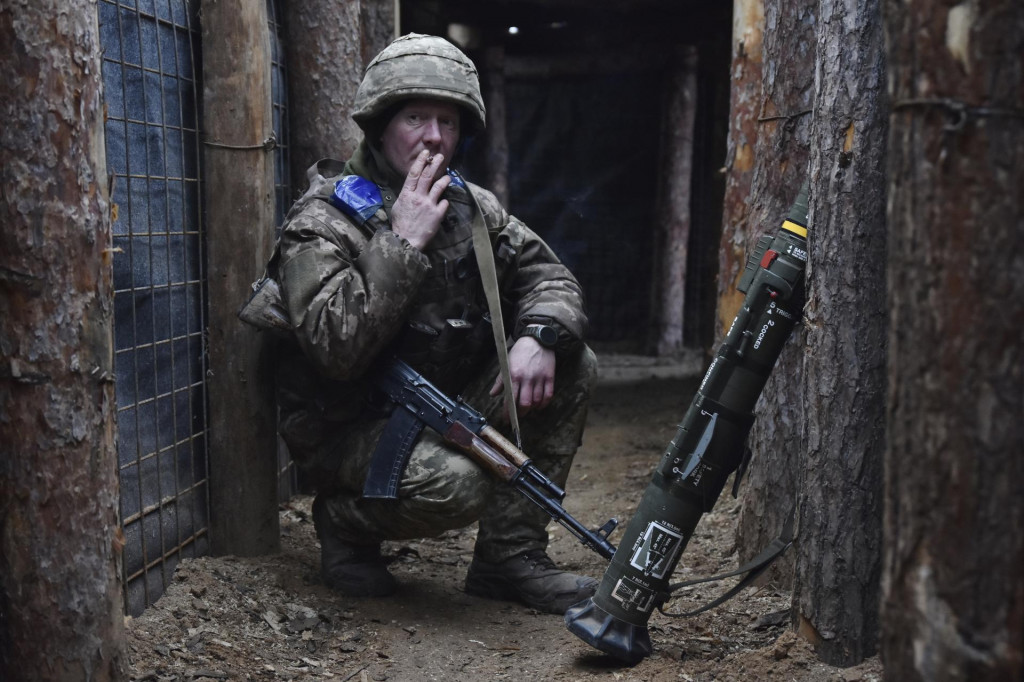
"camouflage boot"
312,495,397,597
464,549,598,615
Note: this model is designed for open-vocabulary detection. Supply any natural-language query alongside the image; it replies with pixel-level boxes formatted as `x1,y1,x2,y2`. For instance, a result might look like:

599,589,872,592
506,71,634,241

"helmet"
352,33,486,134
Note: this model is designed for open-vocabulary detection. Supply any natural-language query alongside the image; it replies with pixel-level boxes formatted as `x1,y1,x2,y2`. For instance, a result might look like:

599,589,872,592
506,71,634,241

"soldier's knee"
402,453,491,529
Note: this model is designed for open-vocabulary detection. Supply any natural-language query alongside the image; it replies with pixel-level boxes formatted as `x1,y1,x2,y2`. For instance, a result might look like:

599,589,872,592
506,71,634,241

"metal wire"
101,0,209,617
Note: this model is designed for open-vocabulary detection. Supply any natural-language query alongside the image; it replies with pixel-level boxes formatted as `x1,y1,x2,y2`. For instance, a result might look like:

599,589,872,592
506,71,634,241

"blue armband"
329,175,384,223
447,168,466,189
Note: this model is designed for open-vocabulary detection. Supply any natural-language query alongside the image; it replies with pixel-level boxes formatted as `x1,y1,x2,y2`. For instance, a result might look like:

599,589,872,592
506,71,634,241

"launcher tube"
564,184,809,664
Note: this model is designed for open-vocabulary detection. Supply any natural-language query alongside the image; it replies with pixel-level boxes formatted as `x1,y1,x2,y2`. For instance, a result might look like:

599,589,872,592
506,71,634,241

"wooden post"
0,1,125,678
201,0,280,556
652,46,698,356
881,0,1024,678
795,0,888,664
717,0,766,340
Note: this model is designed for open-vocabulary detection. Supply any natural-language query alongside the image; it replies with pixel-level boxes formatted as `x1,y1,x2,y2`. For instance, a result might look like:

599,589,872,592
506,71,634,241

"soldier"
274,33,598,614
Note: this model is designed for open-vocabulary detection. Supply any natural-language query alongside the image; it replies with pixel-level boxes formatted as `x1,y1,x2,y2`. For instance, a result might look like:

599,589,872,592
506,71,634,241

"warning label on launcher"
611,576,657,614
629,521,684,580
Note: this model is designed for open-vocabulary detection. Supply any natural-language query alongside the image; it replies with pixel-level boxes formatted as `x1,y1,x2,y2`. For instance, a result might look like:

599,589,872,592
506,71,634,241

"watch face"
528,324,557,348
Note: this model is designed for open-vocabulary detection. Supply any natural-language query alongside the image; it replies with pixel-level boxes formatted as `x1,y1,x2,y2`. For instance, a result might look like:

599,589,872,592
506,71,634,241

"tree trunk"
732,0,816,587
202,0,281,556
359,0,396,67
881,1,1024,679
0,1,125,679
795,0,888,665
284,0,395,189
652,46,699,356
718,0,765,339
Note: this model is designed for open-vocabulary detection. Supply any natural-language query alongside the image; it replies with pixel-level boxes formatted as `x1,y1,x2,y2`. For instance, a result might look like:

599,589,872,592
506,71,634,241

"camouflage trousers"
315,345,598,563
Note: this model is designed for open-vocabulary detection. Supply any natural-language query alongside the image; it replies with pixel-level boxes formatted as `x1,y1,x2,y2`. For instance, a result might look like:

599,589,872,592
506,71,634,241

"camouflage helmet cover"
352,33,486,133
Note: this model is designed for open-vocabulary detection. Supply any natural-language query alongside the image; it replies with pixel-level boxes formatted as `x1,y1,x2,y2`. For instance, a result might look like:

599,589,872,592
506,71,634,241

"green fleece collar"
343,140,403,212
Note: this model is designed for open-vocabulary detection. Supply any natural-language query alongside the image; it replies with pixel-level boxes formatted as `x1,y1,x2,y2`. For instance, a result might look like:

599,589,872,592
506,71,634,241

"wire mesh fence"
101,0,294,616
101,0,208,617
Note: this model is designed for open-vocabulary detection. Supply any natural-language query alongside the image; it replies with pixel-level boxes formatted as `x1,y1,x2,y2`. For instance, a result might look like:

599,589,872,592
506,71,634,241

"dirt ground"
125,359,883,681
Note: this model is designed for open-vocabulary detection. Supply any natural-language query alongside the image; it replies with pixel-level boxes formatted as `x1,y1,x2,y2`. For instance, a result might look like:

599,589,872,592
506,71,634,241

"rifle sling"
362,406,426,499
467,188,522,448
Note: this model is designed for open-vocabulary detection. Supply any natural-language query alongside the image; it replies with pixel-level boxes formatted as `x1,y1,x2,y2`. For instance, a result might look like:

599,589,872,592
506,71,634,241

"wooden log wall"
731,0,816,588
483,45,510,206
717,0,766,339
881,0,1024,677
796,0,888,664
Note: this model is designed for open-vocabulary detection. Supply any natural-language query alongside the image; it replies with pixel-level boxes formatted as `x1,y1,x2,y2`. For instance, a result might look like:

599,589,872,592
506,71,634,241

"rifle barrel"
515,476,616,560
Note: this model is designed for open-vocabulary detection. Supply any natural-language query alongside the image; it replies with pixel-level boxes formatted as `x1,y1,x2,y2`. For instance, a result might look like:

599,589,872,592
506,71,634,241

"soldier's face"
380,99,461,181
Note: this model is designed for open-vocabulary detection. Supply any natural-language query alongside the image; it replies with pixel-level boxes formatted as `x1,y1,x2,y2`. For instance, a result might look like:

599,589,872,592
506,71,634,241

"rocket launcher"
564,183,809,664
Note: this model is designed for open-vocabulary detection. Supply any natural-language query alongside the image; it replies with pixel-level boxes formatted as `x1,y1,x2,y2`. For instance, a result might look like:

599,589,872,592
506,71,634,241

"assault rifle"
364,357,618,560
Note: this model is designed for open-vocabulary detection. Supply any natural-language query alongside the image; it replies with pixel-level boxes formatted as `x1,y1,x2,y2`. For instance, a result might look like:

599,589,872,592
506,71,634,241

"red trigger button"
760,249,779,269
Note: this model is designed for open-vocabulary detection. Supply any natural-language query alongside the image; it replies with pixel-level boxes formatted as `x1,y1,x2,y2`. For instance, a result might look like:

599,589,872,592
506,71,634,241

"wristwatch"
521,323,558,349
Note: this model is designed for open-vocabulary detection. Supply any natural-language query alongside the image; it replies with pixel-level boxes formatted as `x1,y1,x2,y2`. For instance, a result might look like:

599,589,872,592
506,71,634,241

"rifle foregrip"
444,421,520,481
480,426,565,500
479,425,530,468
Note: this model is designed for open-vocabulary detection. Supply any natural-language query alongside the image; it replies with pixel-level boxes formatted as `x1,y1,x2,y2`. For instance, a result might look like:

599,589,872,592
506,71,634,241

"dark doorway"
402,1,731,353
502,69,663,343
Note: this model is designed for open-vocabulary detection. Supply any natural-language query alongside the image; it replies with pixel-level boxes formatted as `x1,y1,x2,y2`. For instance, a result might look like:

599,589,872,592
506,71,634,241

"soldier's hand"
490,337,556,416
391,150,451,251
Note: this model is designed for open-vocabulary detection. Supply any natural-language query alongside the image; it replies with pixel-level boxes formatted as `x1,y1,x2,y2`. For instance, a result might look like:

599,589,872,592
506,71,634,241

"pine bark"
795,0,888,665
880,1,1024,679
732,0,816,586
283,0,395,189
718,0,766,336
0,1,125,678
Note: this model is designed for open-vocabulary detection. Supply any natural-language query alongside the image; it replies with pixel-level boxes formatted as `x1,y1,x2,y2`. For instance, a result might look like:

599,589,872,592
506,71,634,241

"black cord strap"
656,507,795,618
892,98,1024,132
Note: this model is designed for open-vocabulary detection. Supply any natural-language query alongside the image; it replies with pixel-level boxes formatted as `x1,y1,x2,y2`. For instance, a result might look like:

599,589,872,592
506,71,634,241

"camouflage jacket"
275,142,587,469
